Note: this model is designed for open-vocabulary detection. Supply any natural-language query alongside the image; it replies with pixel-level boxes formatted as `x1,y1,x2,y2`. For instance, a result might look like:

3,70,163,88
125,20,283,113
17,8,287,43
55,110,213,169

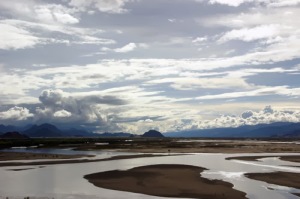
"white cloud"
0,106,33,121
209,105,300,128
114,42,137,53
53,110,72,118
219,25,279,42
0,23,40,50
192,37,207,43
208,0,300,7
33,4,79,24
101,43,149,53
0,1,79,25
209,0,249,7
0,19,115,49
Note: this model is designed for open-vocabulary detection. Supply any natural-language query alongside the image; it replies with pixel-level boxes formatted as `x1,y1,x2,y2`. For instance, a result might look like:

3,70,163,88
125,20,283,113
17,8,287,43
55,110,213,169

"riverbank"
84,164,247,199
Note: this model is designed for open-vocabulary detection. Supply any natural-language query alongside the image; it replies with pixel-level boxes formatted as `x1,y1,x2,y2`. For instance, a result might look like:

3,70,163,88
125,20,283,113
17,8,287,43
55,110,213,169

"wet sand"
245,172,300,189
0,154,171,167
226,155,300,163
84,164,247,199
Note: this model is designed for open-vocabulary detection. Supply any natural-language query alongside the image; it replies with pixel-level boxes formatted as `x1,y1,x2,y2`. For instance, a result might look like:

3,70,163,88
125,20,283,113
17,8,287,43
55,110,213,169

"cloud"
192,37,207,43
68,0,133,14
0,19,116,50
34,89,127,131
33,4,79,24
218,25,279,43
196,86,300,100
210,105,300,128
114,43,137,53
201,7,300,29
0,1,79,25
0,23,40,50
39,90,64,106
53,110,72,118
241,110,254,119
0,106,33,121
101,43,145,53
207,0,300,7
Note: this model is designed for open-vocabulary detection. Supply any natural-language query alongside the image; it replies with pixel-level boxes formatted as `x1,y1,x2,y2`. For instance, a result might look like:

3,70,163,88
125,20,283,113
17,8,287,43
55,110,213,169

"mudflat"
245,172,300,189
84,164,247,199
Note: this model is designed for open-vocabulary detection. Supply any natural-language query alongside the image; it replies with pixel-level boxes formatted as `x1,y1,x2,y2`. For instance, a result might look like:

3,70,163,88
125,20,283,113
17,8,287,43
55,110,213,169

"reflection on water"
0,150,300,199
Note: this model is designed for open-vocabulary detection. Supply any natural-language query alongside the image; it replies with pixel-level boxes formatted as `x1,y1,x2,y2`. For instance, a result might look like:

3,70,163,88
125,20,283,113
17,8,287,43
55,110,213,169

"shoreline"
84,164,247,199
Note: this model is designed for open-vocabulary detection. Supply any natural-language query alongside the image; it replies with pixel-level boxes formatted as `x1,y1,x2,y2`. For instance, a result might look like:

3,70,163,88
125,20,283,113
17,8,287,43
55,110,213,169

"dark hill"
63,128,96,137
23,123,63,137
0,132,29,139
0,124,17,133
142,130,164,138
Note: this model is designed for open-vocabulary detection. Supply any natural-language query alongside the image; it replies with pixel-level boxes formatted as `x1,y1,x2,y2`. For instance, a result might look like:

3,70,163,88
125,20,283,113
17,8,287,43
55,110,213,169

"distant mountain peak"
142,130,164,138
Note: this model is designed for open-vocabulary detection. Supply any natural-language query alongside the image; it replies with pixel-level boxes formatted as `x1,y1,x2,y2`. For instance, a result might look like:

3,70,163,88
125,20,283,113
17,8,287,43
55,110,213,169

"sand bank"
84,164,247,199
245,172,300,189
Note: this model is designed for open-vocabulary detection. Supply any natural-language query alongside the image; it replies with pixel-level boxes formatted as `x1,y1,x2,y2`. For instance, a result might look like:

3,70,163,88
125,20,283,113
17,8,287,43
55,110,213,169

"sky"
1,0,300,134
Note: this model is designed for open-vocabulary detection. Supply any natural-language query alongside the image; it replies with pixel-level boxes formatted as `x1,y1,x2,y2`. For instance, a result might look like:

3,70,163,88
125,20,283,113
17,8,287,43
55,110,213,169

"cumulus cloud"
53,110,72,118
164,106,300,131
35,89,127,131
241,110,254,119
39,90,64,106
0,106,33,121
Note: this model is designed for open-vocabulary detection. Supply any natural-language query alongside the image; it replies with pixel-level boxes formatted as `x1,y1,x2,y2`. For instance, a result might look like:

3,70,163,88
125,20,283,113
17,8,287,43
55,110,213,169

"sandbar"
84,164,247,199
245,172,300,189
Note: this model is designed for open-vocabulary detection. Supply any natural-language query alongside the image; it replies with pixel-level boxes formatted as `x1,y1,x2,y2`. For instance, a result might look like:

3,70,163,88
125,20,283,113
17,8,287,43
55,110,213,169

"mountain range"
0,122,300,138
